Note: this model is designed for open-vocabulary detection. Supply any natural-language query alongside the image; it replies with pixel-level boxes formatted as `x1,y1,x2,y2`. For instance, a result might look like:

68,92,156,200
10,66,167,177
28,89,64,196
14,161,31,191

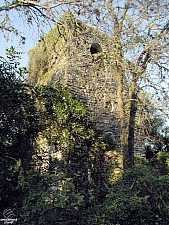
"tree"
0,0,82,42
0,51,114,223
68,0,169,170
1,0,169,172
0,50,40,212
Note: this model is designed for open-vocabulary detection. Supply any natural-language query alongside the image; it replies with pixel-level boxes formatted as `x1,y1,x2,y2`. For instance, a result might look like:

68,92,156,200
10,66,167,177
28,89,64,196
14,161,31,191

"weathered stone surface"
28,16,145,155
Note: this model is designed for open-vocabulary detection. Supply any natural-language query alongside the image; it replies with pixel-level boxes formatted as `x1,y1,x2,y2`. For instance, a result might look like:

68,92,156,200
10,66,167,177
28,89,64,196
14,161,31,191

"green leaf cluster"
100,164,169,225
0,62,40,216
0,53,117,224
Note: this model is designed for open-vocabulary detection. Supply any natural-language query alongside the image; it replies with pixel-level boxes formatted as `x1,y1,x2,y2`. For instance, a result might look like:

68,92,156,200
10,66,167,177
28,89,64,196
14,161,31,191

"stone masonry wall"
49,27,121,145
28,18,145,155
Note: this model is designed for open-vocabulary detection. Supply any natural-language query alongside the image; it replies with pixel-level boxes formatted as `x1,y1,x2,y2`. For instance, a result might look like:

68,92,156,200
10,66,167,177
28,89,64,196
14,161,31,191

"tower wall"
28,18,145,155
49,27,121,145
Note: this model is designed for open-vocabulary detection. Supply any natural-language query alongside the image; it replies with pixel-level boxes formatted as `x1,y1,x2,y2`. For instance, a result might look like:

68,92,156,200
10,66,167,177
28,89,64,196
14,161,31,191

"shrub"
101,165,169,225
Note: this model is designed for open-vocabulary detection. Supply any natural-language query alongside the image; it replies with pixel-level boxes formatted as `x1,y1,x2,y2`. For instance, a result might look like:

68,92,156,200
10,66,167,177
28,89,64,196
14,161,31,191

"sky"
0,7,52,68
0,33,34,67
0,24,48,68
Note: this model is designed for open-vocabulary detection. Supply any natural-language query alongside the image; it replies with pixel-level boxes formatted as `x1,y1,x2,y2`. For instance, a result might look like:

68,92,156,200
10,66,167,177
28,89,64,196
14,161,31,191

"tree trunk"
116,70,128,171
113,32,132,171
112,11,136,171
128,75,137,168
115,47,137,170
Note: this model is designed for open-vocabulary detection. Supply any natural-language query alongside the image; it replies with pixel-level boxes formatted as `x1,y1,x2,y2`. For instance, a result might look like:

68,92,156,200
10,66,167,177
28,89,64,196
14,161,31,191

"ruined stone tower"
28,13,145,156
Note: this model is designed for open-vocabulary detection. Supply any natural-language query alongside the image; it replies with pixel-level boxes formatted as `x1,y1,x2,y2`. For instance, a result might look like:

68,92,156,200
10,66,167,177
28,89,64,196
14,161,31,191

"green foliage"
100,164,169,225
4,48,169,225
0,47,27,79
33,84,113,205
16,82,113,223
21,159,169,225
152,151,169,174
0,53,40,212
0,52,115,223
21,172,85,224
34,84,88,151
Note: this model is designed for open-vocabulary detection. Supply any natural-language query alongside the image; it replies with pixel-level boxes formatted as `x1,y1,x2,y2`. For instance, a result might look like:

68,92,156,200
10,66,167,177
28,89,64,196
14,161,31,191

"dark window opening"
90,43,102,55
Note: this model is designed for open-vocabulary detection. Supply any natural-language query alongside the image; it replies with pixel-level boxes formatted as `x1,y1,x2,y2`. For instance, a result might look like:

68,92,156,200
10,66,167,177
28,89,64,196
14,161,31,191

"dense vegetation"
1,51,169,225
1,1,169,224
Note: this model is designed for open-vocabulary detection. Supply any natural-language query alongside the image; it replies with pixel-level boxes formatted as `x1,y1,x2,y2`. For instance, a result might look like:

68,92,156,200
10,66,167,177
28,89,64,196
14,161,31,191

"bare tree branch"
0,0,82,12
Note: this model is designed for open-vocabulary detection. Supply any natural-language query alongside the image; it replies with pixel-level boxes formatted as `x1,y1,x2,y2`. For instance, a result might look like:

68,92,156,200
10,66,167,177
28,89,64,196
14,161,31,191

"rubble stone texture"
28,14,145,159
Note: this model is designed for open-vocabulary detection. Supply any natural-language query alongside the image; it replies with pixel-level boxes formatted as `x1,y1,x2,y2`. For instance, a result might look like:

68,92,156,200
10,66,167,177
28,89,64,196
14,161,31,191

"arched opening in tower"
90,43,102,55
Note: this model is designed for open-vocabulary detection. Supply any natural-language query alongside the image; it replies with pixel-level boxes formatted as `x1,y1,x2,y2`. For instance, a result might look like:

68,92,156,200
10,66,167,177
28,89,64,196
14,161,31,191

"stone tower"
28,13,145,155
